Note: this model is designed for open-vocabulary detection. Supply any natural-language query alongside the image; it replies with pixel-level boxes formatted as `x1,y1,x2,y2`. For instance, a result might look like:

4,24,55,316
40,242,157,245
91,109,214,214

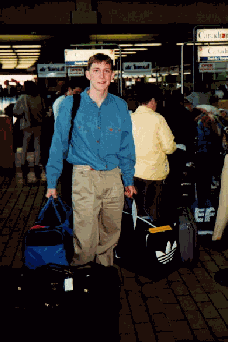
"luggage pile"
1,193,200,341
1,196,120,342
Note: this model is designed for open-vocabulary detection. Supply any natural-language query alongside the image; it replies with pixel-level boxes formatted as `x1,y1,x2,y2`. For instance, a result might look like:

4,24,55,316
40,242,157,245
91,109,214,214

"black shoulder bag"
61,94,81,207
68,93,81,150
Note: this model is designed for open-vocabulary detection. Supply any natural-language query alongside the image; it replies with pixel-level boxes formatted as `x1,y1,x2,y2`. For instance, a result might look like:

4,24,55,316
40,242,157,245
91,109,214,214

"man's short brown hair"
87,53,114,71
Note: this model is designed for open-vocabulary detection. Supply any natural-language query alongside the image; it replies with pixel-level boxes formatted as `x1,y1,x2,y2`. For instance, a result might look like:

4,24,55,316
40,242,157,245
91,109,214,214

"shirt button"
96,140,100,143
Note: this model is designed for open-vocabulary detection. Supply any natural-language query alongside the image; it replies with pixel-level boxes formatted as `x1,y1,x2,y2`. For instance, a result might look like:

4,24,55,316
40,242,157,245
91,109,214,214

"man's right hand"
46,188,58,198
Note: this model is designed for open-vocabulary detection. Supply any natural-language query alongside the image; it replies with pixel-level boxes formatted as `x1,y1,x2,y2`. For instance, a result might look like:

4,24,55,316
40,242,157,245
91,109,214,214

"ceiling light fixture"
1,63,17,69
115,51,137,54
122,48,148,51
0,58,18,61
119,44,134,47
13,45,41,48
16,52,40,55
15,49,40,53
0,42,42,69
0,52,16,55
187,43,202,46
134,43,162,46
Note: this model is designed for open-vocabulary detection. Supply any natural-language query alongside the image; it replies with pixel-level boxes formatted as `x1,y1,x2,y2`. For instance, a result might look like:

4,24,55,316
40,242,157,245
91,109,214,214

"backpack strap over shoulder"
68,94,81,144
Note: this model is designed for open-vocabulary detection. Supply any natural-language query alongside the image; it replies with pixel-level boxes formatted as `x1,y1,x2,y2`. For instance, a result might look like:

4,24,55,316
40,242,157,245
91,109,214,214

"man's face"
86,61,114,92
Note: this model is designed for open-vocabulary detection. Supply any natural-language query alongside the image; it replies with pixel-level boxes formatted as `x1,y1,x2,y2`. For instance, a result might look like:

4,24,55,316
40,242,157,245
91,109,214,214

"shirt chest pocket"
107,126,122,136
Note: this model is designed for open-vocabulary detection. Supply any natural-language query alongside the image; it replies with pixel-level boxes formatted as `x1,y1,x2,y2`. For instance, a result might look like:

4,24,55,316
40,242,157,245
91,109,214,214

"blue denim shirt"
46,88,136,188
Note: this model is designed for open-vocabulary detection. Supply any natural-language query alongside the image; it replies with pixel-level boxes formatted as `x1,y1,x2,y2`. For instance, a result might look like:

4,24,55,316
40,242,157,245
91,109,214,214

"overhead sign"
160,66,180,75
199,63,214,72
123,62,152,74
68,67,84,77
37,64,66,78
197,28,228,42
198,46,228,62
64,49,115,66
199,62,228,73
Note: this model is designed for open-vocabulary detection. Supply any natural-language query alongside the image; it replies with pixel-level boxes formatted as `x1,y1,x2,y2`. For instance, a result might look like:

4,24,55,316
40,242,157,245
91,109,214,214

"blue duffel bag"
24,196,73,269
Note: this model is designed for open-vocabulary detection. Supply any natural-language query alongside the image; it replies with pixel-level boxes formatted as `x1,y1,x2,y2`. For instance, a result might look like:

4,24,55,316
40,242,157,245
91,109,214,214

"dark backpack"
68,94,81,148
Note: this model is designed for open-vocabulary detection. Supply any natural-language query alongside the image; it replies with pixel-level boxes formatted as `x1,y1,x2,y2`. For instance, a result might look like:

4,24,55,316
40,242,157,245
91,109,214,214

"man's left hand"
124,186,137,198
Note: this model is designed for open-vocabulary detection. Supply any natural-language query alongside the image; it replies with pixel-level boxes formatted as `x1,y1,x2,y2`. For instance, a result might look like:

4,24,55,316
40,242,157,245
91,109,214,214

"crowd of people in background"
2,75,228,242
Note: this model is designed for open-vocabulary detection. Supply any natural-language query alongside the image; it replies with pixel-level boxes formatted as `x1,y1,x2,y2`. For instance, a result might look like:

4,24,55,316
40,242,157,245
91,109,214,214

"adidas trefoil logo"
156,241,177,264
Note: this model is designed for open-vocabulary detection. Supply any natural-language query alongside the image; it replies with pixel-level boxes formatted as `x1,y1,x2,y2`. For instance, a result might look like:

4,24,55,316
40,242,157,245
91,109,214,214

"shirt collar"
137,105,155,114
82,87,110,105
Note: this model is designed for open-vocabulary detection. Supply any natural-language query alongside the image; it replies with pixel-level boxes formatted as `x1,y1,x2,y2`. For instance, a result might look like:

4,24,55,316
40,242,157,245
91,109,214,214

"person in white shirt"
52,80,84,120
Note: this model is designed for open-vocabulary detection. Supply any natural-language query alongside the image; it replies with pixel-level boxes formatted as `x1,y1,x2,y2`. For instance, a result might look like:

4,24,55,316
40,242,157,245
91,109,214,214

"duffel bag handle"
36,196,62,225
53,196,73,224
56,196,72,216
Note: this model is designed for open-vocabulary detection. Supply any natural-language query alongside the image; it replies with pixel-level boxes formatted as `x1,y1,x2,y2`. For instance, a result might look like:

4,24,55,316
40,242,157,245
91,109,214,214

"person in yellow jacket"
132,84,176,225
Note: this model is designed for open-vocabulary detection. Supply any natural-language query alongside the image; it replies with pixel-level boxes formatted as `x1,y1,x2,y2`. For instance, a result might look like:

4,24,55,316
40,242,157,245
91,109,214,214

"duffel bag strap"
37,196,62,225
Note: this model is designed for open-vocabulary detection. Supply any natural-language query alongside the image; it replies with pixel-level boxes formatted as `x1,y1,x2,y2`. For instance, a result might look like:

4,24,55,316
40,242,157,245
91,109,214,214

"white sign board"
37,64,66,78
68,67,84,77
198,46,228,62
199,62,228,73
65,49,115,66
197,28,228,42
123,62,152,75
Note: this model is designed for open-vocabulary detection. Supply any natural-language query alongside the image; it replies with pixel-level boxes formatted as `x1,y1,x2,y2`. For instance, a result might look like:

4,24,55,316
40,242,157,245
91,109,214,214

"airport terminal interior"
1,1,228,341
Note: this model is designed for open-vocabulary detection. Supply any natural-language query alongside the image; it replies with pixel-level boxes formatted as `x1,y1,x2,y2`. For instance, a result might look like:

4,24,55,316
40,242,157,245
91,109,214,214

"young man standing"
46,53,136,267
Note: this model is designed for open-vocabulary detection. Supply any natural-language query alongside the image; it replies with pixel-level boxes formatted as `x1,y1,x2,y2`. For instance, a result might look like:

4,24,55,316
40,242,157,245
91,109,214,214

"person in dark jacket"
4,103,22,153
162,91,197,217
194,106,223,207
13,81,46,180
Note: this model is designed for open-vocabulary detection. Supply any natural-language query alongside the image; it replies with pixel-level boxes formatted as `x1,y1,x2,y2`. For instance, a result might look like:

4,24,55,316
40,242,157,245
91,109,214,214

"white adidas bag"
134,213,180,281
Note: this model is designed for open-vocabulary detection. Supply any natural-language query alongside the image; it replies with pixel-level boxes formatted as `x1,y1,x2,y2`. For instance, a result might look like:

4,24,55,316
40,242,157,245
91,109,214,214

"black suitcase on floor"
178,206,198,264
0,264,121,342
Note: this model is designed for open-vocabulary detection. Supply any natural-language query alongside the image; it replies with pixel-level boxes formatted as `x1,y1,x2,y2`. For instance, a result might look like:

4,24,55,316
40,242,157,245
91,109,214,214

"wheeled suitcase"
178,206,198,263
0,263,121,342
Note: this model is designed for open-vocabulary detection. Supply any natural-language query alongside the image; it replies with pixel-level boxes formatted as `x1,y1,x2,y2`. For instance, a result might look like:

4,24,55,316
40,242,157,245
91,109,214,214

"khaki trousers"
71,167,124,266
212,155,228,240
